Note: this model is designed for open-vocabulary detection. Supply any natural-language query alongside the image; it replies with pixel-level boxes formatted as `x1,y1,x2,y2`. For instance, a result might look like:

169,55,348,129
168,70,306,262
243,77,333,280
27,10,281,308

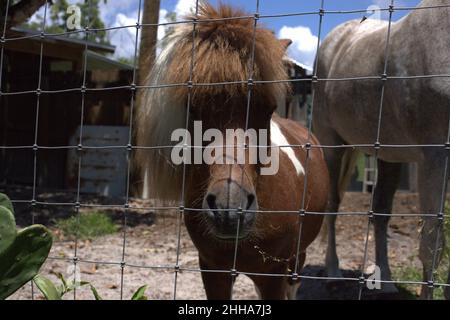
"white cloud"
278,25,318,69
174,0,197,19
26,1,168,60
109,12,138,59
28,6,46,25
108,9,168,59
99,0,137,25
370,0,407,20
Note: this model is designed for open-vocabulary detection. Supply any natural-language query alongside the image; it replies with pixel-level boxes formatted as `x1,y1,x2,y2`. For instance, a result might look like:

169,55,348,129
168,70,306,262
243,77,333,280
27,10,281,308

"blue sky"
34,0,422,67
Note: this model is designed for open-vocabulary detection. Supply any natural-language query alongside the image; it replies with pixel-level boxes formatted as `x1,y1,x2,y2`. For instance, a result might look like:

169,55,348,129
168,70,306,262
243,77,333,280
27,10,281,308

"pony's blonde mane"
135,1,289,201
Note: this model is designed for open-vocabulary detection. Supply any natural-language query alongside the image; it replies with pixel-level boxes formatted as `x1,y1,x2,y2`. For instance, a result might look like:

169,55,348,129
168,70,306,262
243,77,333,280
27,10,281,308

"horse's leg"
372,160,402,294
284,252,305,300
313,125,348,280
286,281,301,300
199,257,234,300
323,147,346,279
325,216,341,278
418,153,447,300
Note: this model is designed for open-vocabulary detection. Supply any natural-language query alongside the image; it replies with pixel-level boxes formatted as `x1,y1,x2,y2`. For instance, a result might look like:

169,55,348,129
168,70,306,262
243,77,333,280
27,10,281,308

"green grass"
55,211,119,240
393,203,450,300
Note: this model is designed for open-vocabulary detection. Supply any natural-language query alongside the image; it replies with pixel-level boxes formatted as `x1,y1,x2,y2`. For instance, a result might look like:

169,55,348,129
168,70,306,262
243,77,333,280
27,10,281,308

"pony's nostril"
246,194,256,210
206,193,217,211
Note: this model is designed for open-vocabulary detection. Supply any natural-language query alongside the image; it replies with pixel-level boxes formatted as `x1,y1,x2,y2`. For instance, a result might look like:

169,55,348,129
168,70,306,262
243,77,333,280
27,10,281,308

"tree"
18,0,109,44
132,0,160,198
0,0,47,29
137,0,160,84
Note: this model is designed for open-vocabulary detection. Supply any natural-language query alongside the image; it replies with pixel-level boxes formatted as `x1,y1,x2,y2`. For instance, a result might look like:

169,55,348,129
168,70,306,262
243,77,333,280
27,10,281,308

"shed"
0,27,133,196
276,57,313,125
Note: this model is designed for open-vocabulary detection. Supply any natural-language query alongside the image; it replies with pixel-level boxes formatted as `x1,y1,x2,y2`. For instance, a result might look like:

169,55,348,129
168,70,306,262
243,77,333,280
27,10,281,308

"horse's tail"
320,148,359,242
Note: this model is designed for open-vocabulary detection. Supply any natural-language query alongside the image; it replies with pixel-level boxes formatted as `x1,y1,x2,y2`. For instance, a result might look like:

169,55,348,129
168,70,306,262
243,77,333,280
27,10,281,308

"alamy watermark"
366,264,382,290
66,5,82,30
170,121,280,175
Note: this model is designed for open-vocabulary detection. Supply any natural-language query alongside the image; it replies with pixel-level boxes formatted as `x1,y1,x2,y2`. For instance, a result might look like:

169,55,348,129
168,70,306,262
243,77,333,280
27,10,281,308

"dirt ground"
8,191,448,300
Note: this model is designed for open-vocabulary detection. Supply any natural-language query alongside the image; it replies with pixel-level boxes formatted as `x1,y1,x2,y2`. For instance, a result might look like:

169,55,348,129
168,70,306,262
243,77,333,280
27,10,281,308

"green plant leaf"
0,193,14,214
131,285,148,300
33,275,61,300
55,211,118,240
56,273,68,294
90,285,103,300
0,225,53,300
67,281,90,292
0,206,16,255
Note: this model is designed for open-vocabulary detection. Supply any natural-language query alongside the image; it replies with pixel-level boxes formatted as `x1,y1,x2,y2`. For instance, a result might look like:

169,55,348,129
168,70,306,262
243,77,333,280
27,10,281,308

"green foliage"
0,204,16,254
131,285,148,300
33,273,90,300
440,203,450,283
0,192,14,213
117,57,134,66
33,273,148,300
393,203,450,300
33,275,63,300
90,284,103,300
392,266,421,299
91,284,148,300
394,264,448,300
22,0,109,44
0,193,53,300
55,211,118,240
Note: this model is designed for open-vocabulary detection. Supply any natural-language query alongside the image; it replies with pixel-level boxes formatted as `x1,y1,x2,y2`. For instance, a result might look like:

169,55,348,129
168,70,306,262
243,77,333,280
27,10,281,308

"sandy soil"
9,192,447,300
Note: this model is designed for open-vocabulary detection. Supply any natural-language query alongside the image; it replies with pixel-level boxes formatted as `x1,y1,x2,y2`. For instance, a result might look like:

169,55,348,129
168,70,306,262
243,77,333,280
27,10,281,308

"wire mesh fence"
1,0,449,300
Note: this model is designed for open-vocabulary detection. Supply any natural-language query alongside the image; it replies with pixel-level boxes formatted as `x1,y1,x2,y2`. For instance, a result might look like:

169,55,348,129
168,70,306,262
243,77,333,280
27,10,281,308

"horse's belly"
323,80,445,163
331,114,424,162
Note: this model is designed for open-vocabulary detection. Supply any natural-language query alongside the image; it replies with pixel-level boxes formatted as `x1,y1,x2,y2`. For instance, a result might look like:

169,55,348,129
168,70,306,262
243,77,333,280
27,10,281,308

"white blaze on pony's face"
270,120,305,176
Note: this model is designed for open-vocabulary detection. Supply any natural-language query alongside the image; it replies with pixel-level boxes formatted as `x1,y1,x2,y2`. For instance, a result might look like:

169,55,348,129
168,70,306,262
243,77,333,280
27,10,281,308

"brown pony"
136,2,329,299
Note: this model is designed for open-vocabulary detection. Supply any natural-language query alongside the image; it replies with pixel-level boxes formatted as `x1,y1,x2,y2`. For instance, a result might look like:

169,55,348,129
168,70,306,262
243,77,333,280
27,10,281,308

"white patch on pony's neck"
270,120,304,176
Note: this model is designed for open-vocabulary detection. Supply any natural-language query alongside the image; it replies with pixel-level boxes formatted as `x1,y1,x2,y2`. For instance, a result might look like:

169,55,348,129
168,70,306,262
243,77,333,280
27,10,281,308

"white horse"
314,0,449,299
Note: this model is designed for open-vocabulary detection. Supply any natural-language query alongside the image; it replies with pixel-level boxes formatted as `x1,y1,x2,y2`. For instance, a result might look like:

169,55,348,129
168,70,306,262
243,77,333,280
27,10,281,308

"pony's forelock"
136,1,289,202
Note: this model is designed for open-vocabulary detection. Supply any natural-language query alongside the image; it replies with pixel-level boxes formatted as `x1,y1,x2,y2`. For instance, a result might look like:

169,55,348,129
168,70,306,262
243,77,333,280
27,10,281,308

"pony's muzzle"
203,182,257,240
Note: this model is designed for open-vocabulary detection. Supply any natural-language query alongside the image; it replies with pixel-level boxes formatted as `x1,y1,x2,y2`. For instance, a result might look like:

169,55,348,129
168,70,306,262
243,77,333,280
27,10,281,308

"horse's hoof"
380,282,399,294
419,286,434,300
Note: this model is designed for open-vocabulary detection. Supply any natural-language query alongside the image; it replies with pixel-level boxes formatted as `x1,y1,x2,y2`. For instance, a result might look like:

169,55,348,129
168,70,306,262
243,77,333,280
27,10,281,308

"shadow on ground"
297,265,417,300
1,187,155,227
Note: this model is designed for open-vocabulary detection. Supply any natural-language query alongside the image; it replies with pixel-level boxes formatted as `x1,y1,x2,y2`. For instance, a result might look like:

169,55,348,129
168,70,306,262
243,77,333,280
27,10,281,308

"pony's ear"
279,38,293,50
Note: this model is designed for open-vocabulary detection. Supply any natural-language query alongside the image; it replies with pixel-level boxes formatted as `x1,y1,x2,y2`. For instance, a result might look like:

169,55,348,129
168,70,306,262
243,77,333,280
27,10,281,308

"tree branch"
1,0,48,29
